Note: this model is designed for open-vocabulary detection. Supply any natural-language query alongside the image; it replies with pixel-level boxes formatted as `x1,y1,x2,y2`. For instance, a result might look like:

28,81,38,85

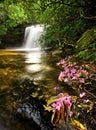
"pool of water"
0,49,76,130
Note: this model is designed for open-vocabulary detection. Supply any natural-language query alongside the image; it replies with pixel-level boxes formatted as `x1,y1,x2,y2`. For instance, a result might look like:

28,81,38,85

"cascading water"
23,24,45,50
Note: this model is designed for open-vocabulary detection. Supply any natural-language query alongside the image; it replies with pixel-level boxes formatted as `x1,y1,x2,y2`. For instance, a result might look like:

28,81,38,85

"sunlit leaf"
71,119,86,130
51,112,55,123
46,98,58,106
71,95,78,101
82,104,89,108
43,105,52,112
77,104,82,108
89,101,94,111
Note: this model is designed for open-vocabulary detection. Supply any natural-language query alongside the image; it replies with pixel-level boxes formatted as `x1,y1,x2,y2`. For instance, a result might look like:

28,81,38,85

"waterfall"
23,24,45,50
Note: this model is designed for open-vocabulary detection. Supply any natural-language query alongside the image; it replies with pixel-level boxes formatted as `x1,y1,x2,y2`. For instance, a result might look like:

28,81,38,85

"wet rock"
16,99,53,130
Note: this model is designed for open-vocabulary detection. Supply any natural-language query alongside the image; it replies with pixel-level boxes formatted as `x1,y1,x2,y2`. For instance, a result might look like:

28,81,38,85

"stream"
0,49,77,130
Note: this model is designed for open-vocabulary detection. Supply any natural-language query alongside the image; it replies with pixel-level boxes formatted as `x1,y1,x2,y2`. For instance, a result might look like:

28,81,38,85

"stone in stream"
16,98,53,130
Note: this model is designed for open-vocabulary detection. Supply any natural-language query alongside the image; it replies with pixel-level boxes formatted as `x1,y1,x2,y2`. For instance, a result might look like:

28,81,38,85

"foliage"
37,0,96,54
7,3,27,27
0,0,39,37
37,0,93,49
77,50,96,61
0,0,96,60
76,27,96,61
0,3,7,35
0,25,8,35
44,92,92,130
44,56,96,129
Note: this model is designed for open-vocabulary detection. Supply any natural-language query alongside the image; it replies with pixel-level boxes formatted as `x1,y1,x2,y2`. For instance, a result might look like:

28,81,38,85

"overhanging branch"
82,15,96,19
40,0,84,11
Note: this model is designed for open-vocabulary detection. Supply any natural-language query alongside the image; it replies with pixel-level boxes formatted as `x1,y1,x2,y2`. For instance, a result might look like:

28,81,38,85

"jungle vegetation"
0,0,96,61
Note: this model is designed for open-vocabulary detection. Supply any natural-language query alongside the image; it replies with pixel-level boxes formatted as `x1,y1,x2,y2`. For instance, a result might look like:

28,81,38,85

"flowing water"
0,25,76,130
23,24,45,49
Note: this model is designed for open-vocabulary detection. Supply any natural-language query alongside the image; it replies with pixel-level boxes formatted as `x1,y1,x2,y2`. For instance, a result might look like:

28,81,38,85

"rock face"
76,26,96,50
16,100,53,130
76,26,96,60
1,26,24,48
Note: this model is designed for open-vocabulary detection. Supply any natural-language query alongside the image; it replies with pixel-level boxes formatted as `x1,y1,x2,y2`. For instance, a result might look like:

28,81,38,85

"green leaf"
51,112,55,123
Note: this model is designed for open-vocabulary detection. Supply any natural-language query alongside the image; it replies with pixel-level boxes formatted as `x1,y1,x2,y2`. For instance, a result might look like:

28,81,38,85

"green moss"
76,27,96,50
76,27,96,61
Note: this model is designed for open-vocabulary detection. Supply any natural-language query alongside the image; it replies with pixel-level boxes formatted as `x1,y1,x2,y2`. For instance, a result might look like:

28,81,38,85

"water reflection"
26,64,42,73
25,51,42,63
25,51,53,73
25,51,42,73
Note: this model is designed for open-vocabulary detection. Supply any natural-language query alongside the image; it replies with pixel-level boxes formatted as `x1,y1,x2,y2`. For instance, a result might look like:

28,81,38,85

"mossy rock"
76,26,96,51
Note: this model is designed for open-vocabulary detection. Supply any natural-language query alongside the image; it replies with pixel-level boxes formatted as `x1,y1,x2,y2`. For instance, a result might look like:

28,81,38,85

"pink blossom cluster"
79,92,89,103
79,92,86,98
57,57,89,84
51,93,73,117
50,92,90,118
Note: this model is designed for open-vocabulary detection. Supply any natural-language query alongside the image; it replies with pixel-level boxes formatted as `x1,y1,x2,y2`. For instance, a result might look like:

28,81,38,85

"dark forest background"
0,0,96,61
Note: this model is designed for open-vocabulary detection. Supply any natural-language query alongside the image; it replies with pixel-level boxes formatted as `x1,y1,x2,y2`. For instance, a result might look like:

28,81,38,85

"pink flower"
83,99,89,103
58,71,65,81
67,73,72,78
81,70,88,75
68,111,73,117
64,67,70,73
72,75,78,80
64,78,69,82
62,63,67,67
51,99,63,111
80,66,83,69
74,73,80,78
80,78,85,83
65,100,72,109
53,87,60,91
57,59,66,65
79,92,86,98
70,68,77,74
60,59,66,64
58,93,63,96
72,73,80,80
69,64,74,67
62,94,72,109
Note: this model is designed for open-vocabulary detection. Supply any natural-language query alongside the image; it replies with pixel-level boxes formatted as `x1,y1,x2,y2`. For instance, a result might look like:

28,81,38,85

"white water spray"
23,24,45,50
